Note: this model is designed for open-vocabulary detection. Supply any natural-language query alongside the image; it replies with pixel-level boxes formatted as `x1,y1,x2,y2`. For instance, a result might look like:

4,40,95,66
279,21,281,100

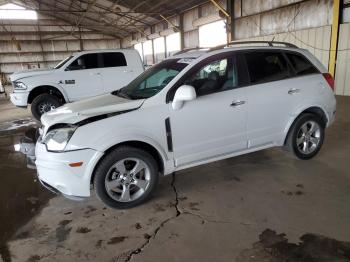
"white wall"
335,23,350,96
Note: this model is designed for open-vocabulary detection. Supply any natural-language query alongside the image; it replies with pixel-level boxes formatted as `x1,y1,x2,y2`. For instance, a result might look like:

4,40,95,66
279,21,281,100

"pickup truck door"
101,52,144,93
61,53,103,102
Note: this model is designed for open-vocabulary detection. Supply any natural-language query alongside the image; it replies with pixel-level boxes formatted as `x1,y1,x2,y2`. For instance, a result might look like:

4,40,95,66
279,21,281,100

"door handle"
230,100,246,107
288,88,300,95
90,72,101,76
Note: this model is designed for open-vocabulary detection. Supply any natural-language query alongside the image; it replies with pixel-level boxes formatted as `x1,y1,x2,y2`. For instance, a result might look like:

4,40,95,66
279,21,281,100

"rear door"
61,53,103,101
243,50,299,148
101,52,143,93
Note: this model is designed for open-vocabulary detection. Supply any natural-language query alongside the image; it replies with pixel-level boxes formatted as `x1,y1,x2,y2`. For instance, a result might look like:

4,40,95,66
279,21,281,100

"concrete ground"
0,97,350,262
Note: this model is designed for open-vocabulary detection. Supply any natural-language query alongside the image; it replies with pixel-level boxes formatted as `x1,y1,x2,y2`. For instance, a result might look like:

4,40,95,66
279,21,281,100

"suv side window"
102,52,127,68
244,51,290,84
285,52,319,76
68,53,99,70
183,57,238,97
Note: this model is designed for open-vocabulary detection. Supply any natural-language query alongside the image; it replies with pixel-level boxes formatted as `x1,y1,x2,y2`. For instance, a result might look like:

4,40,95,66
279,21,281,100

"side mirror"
172,85,196,110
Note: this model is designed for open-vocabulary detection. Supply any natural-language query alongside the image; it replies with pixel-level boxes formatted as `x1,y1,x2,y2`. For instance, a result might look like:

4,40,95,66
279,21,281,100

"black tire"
31,94,63,121
285,113,325,160
94,146,159,209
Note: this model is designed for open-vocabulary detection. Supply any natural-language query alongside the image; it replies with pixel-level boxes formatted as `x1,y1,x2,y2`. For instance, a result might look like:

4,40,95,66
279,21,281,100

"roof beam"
77,0,152,27
31,0,126,38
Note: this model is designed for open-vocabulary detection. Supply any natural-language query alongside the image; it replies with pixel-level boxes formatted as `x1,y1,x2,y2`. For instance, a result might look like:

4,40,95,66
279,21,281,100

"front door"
61,53,103,102
169,54,248,167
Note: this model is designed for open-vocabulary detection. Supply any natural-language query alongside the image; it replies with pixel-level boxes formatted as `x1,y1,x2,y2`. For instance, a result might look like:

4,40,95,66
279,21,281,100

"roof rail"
209,41,298,51
173,47,208,56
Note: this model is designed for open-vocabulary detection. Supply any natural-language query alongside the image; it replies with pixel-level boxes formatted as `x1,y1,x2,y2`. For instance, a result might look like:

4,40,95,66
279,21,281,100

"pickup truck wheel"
94,146,159,209
286,113,325,160
31,94,62,121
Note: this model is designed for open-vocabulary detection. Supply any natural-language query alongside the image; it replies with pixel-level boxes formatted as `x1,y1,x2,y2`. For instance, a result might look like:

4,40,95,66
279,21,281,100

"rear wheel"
94,146,159,209
286,113,325,160
31,94,62,121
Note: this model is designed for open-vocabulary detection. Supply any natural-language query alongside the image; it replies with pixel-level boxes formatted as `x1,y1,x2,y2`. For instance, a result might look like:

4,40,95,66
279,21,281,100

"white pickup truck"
10,49,144,120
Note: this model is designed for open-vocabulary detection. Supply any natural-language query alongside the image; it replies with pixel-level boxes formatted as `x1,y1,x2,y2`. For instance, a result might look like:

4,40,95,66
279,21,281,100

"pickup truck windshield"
112,58,191,100
54,55,73,69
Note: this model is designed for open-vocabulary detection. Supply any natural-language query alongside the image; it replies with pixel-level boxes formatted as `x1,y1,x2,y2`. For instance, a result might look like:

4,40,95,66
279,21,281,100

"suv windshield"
54,55,73,69
112,58,191,100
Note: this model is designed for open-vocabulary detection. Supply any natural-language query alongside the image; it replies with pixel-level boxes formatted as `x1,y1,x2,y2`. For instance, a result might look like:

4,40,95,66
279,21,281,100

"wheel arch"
28,85,67,104
283,106,328,145
90,140,166,185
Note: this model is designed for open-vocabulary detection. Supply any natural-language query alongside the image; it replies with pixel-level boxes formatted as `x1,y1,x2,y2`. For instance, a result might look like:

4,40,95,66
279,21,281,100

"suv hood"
10,68,55,82
41,94,144,130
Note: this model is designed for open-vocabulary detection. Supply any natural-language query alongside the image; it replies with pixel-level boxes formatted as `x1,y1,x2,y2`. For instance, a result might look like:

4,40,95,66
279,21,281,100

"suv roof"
168,40,327,74
170,41,299,59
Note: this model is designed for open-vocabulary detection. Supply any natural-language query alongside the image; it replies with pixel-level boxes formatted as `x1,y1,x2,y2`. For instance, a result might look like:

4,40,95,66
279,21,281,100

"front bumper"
10,91,29,107
35,142,104,198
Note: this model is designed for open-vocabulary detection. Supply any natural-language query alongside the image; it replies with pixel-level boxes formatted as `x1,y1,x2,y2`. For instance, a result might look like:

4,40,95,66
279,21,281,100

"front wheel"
31,94,63,121
94,146,159,209
286,113,325,160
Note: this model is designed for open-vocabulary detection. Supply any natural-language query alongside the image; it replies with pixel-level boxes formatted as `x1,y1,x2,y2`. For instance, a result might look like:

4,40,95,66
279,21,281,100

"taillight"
322,73,335,91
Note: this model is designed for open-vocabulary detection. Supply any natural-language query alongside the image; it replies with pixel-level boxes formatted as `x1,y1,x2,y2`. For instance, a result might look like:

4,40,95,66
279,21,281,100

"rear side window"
102,52,127,67
285,52,319,76
244,51,290,84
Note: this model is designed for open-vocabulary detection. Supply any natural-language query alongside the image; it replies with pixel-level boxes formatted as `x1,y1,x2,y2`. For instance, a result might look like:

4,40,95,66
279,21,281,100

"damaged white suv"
35,41,336,209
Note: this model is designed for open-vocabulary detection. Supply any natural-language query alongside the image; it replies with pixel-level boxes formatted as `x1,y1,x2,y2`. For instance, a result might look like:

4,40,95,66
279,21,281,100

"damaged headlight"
43,126,77,152
13,81,27,90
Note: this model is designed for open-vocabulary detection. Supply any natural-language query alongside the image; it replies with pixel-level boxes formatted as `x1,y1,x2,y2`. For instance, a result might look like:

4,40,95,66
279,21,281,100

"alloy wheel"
104,158,151,202
296,120,321,155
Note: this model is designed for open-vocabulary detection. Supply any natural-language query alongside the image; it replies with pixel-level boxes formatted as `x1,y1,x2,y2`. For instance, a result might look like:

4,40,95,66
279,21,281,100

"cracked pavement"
2,97,350,262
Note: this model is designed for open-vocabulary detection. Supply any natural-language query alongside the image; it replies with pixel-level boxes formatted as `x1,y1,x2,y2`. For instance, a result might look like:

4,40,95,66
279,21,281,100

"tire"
31,94,63,121
93,146,159,209
285,113,325,160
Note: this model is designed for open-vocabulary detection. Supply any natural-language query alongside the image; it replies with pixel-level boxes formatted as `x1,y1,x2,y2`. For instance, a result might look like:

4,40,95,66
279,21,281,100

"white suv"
9,49,144,120
35,41,336,209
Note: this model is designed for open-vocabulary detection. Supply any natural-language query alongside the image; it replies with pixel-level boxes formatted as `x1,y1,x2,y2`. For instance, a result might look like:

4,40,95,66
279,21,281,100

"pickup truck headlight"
43,126,76,152
13,81,27,90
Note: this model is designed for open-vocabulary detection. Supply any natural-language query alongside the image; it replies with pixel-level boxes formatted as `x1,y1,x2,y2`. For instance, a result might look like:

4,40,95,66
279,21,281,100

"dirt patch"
58,220,72,226
189,202,200,211
232,176,242,182
96,240,103,248
237,229,350,262
153,204,166,212
14,231,30,240
107,236,127,245
76,227,92,234
134,223,142,230
281,190,305,196
55,225,72,242
84,206,97,214
26,254,41,262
